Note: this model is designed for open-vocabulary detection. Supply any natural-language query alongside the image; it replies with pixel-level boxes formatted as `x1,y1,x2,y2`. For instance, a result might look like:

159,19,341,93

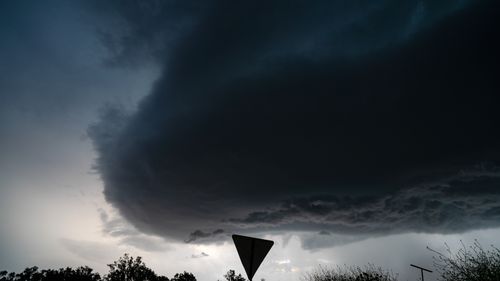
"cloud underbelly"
89,0,500,245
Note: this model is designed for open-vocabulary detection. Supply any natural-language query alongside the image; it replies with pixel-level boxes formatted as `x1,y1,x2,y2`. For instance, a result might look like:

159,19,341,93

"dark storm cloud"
89,0,500,245
185,229,226,243
230,167,500,234
92,0,468,68
89,0,207,67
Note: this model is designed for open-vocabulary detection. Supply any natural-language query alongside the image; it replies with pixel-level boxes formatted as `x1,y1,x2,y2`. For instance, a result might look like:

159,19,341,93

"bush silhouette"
0,266,101,281
302,264,398,281
105,253,165,281
222,270,246,281
0,254,171,281
170,271,196,281
427,240,500,281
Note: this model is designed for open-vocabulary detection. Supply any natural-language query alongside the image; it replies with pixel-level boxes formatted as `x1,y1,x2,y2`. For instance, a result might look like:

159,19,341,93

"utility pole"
410,264,432,281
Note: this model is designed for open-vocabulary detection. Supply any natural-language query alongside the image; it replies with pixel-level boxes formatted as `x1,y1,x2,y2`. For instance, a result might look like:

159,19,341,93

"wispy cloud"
98,208,170,252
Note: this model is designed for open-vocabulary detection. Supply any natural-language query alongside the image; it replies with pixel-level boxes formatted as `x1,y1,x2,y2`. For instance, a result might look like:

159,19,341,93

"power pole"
410,264,432,281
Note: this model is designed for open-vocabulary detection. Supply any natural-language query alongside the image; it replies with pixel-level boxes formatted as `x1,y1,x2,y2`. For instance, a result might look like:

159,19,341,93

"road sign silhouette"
232,234,274,281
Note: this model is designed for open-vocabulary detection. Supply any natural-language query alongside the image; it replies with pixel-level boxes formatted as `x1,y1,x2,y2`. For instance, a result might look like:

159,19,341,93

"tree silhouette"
428,240,500,281
0,266,100,281
41,266,101,281
0,270,16,281
12,267,42,281
222,270,246,281
105,254,167,281
170,271,195,281
0,254,193,281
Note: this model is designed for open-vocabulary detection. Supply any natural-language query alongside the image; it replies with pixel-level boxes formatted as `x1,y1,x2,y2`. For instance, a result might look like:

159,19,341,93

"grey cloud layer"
98,208,170,252
89,0,500,245
93,0,467,69
230,167,500,233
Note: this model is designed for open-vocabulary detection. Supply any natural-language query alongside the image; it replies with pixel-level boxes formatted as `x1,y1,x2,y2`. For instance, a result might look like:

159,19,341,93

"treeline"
0,254,247,281
2,241,500,281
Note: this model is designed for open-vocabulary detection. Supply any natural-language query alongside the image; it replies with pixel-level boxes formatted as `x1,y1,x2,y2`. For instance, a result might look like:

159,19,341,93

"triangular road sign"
232,234,274,281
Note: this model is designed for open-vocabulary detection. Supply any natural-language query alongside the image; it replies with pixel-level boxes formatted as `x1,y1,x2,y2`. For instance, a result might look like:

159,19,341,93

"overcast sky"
1,1,500,281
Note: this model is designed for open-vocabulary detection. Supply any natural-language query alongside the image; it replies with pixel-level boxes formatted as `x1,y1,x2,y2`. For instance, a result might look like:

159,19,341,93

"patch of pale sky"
3,167,500,281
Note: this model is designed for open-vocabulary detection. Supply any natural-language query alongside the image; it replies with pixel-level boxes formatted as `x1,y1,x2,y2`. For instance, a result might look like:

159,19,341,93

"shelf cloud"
89,0,500,246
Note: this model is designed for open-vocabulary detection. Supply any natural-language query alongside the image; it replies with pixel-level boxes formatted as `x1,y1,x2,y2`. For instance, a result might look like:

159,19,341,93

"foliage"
302,264,398,281
0,266,101,281
104,253,162,281
0,254,171,281
222,270,246,281
170,271,196,281
427,240,500,281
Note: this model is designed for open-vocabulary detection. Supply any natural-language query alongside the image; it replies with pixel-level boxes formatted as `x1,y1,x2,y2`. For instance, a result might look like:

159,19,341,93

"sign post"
410,264,432,281
232,234,274,281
